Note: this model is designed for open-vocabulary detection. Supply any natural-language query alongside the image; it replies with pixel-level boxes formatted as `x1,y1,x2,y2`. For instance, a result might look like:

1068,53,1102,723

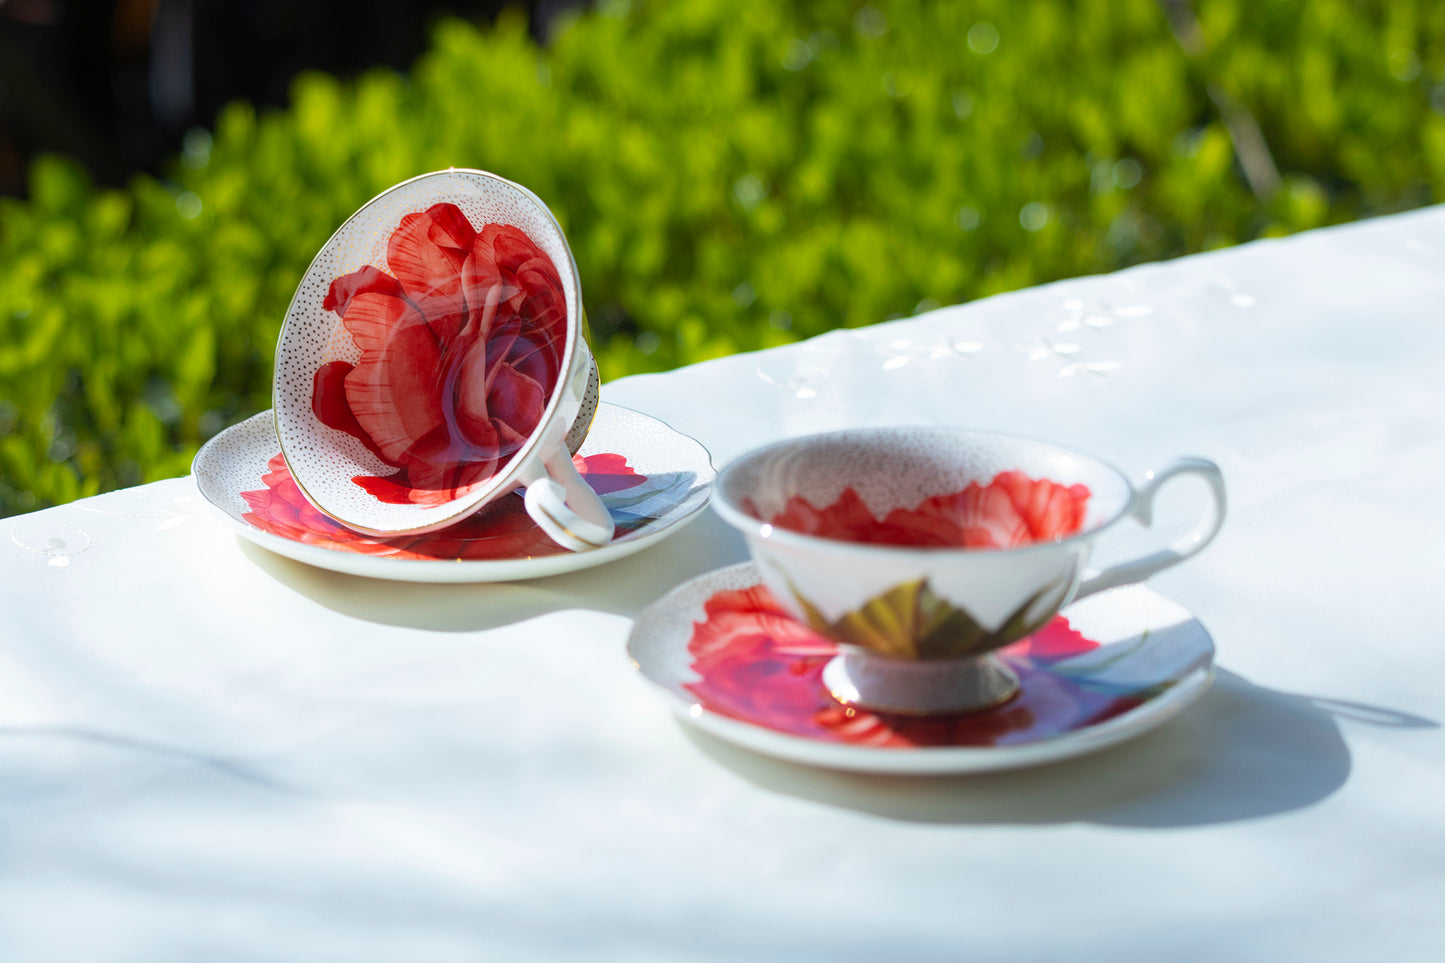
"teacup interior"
720,428,1133,548
274,170,581,533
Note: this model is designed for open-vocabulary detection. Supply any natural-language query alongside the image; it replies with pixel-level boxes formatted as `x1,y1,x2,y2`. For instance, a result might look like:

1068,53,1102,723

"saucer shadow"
680,669,1431,828
237,508,750,633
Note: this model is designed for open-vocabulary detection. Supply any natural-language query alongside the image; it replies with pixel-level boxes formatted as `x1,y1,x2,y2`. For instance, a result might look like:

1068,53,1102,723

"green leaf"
791,573,1069,661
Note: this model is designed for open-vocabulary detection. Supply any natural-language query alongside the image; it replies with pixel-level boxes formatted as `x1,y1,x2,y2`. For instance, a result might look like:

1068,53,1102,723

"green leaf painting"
791,575,1068,661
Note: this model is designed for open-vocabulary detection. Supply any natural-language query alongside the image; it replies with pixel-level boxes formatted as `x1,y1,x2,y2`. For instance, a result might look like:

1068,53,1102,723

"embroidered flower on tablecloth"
312,203,567,505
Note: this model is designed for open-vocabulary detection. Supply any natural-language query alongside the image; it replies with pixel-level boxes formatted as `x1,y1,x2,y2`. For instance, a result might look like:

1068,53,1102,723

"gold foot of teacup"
822,649,1021,715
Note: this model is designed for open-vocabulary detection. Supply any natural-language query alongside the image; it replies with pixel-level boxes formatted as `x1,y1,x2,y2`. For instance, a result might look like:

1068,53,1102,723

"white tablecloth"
4,207,1443,961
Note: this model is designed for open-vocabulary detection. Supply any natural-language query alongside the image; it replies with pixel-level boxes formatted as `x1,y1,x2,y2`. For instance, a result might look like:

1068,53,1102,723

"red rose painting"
686,584,839,729
757,471,1091,548
312,203,567,505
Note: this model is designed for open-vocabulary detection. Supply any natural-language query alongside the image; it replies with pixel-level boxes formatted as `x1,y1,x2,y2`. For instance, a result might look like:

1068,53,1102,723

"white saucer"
193,403,714,582
628,563,1215,775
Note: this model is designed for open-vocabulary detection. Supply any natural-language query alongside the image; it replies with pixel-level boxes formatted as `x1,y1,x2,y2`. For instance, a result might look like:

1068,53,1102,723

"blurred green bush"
3,0,1444,515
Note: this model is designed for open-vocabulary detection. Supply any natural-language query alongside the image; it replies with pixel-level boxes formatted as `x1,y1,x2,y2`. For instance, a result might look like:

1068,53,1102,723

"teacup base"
822,650,1021,716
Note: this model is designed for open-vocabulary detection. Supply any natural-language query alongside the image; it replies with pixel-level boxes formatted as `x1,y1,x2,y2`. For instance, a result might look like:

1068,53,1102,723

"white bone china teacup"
712,427,1226,714
273,169,611,550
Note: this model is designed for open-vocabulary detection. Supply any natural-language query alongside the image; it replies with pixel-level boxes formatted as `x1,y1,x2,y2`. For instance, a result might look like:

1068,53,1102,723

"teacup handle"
1074,457,1226,601
520,447,616,552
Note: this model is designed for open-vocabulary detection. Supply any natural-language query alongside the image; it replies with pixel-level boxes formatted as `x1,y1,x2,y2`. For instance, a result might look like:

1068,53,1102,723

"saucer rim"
627,562,1216,775
192,402,715,583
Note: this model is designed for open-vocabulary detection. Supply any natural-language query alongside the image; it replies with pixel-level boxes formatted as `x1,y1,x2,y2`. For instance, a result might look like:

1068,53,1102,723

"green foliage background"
3,0,1444,515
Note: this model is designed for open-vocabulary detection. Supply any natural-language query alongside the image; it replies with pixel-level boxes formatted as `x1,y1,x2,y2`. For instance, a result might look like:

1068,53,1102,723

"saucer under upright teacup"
273,169,612,550
712,427,1226,715
627,562,1217,775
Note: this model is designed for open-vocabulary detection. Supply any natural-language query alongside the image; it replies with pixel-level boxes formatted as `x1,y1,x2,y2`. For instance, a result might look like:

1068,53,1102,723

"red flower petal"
994,470,1091,541
763,488,878,539
688,586,835,671
483,224,549,277
571,453,645,496
447,346,496,449
475,225,566,375
243,455,398,555
349,472,422,504
952,482,1031,548
487,361,547,444
340,292,447,467
387,204,476,343
490,413,531,460
459,246,516,324
502,330,557,396
323,265,410,317
312,361,392,466
763,473,1090,548
1002,617,1098,662
874,488,973,546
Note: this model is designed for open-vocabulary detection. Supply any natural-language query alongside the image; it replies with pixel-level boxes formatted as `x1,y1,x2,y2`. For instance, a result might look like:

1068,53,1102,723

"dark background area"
0,0,581,197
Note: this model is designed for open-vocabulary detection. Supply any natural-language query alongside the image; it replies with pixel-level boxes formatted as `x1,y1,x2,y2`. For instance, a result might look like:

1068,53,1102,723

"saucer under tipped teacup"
273,168,610,550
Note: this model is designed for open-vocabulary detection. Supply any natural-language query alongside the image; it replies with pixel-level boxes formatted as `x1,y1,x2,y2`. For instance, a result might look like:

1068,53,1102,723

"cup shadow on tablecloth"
233,506,1440,829
681,670,1439,829
236,508,751,633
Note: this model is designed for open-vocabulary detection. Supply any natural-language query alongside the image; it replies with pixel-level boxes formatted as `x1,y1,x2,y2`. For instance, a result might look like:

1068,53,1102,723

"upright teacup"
273,169,612,550
713,427,1225,713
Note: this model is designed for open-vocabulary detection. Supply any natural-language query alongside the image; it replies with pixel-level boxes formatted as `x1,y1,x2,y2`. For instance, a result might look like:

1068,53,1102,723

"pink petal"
503,333,555,394
461,240,521,353
577,453,647,496
450,333,501,451
877,491,970,546
769,489,877,540
488,361,548,443
490,413,531,462
340,292,447,465
312,361,391,465
348,472,417,505
959,483,1031,547
387,204,475,343
994,471,1090,541
481,224,542,274
511,257,565,316
324,265,410,317
483,311,524,392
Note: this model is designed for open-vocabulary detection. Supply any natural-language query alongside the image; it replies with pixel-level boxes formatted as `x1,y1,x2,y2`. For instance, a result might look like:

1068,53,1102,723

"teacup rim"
712,425,1139,556
271,167,586,535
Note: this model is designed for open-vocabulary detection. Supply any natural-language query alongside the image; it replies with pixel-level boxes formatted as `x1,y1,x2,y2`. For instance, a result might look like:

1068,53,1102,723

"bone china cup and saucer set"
194,169,1227,775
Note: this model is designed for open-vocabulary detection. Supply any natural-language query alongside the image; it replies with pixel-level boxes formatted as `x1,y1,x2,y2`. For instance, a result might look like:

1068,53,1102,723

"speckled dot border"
717,427,1134,530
